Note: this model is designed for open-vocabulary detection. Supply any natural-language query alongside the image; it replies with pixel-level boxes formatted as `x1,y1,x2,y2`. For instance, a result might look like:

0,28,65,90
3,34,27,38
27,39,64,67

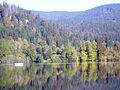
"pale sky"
0,0,120,11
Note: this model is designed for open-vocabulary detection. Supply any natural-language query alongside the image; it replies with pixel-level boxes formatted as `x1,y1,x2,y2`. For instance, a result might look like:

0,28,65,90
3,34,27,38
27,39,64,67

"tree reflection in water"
0,62,120,90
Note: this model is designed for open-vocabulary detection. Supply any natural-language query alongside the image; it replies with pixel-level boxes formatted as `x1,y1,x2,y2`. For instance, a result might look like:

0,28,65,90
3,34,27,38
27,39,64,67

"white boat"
14,63,24,67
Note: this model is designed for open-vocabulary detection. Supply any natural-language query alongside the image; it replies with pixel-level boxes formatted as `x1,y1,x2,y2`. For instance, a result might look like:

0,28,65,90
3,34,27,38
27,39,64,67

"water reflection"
0,62,120,90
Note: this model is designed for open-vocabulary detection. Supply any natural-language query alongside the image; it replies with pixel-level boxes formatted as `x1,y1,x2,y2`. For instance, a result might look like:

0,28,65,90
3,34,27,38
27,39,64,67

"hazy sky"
0,0,120,11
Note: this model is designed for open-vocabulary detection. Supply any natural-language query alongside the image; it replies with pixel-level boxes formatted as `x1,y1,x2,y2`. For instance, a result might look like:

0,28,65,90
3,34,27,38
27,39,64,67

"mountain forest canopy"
0,2,120,90
33,4,120,41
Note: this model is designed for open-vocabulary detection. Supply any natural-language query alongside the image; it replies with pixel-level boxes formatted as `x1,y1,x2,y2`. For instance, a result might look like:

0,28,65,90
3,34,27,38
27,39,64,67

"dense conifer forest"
0,2,120,63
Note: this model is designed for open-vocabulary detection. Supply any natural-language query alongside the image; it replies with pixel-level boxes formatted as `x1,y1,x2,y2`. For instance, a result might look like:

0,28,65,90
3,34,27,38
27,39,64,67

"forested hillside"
0,2,120,64
34,4,120,41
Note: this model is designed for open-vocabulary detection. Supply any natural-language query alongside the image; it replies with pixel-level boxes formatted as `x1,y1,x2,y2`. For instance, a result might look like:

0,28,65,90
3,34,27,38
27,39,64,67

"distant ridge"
32,4,120,41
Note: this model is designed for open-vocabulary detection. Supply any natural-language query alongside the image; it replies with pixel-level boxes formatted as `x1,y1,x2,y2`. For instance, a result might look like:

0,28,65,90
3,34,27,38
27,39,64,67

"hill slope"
0,2,68,46
33,4,120,41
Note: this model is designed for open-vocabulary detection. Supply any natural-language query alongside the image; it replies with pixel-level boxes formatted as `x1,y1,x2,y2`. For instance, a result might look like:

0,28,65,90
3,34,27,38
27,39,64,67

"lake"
0,62,120,90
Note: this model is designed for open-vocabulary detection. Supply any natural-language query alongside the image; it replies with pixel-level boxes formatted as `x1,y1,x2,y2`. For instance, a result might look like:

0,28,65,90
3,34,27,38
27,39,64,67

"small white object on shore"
14,63,24,67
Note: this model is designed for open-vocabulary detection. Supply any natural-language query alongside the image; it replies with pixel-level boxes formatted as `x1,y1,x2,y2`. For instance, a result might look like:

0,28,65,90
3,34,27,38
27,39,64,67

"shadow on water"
0,62,120,90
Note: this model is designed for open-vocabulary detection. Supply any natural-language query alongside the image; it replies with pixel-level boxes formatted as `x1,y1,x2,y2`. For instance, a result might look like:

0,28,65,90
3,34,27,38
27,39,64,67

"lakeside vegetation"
0,38,120,64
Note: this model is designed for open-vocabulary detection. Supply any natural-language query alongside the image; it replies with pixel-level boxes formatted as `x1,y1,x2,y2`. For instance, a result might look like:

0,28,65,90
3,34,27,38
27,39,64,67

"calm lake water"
0,62,120,90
